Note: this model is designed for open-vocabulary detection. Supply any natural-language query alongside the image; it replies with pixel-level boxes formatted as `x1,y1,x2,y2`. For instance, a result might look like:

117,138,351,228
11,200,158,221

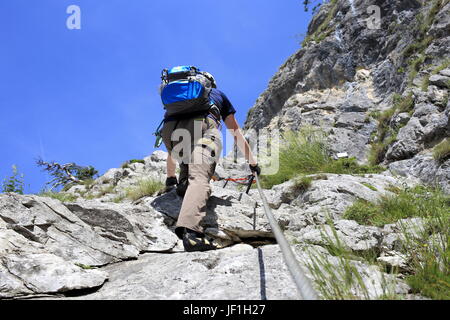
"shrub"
2,165,25,194
433,138,450,163
125,179,164,201
37,159,98,191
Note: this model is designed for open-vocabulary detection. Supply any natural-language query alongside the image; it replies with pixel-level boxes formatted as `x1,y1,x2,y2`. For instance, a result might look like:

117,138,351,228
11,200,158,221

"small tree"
303,0,329,13
2,165,25,194
36,158,98,191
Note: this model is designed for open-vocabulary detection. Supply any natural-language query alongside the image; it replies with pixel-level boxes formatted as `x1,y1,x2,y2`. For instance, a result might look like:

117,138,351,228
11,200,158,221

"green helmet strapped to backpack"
160,66,217,117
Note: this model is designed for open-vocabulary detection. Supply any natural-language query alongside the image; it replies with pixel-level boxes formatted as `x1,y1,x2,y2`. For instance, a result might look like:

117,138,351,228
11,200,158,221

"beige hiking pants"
161,116,221,238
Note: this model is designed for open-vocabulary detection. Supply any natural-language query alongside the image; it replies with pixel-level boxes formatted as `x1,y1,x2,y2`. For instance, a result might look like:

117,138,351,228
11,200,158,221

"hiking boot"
183,229,218,252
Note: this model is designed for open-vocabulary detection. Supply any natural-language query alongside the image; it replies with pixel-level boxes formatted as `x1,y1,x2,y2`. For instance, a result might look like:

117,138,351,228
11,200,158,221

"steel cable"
254,174,319,300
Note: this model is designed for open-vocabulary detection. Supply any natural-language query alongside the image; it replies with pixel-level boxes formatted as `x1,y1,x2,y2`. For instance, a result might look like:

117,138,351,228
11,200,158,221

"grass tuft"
368,92,414,165
125,179,164,201
292,175,313,193
342,185,450,299
121,159,145,169
343,185,449,227
260,127,383,189
302,0,338,46
361,182,378,191
39,192,78,203
433,138,450,163
304,220,399,300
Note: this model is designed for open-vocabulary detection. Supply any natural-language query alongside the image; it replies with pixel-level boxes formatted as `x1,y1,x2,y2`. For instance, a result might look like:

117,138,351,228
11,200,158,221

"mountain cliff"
1,0,449,300
245,0,449,192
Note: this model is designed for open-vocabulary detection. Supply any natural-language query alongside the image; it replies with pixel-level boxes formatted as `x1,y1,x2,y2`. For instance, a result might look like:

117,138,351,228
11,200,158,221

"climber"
159,66,261,252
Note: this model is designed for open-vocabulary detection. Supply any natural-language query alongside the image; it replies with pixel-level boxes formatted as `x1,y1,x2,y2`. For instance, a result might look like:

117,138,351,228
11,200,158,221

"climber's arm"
224,114,257,166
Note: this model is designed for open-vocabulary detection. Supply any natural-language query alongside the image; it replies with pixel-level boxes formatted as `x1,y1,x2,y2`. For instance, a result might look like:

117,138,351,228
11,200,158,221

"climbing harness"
253,173,318,300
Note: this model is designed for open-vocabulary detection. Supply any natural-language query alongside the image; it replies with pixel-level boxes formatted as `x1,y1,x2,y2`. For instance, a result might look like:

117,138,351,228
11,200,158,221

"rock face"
245,0,450,186
2,0,448,300
68,245,302,300
0,156,415,299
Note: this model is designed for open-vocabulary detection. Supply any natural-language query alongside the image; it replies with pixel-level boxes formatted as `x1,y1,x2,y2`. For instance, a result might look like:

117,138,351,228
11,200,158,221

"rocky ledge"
0,151,425,299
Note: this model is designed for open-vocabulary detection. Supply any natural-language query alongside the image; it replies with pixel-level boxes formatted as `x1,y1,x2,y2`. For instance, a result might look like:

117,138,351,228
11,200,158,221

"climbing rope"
253,174,319,300
212,174,256,185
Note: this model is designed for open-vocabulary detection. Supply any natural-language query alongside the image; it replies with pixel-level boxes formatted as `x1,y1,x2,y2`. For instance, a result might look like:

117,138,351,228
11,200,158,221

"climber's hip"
162,116,222,165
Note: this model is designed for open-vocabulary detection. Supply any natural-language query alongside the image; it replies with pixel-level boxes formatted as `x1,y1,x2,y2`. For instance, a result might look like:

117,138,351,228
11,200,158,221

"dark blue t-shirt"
209,88,236,120
164,88,236,121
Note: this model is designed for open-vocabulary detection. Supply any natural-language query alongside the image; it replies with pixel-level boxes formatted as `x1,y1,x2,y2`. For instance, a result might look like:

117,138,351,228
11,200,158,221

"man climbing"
159,66,260,252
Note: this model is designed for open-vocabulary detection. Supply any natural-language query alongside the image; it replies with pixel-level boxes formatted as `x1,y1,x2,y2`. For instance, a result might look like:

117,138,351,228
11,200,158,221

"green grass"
405,221,450,300
304,220,398,300
39,191,78,202
121,159,145,169
402,0,448,86
125,179,164,201
343,185,449,227
421,75,431,92
368,93,415,165
433,138,450,163
260,127,330,188
342,185,450,299
292,175,313,193
302,0,338,46
75,263,95,270
98,185,116,197
393,92,415,114
112,195,126,203
260,128,383,189
432,58,450,76
361,182,378,191
368,134,397,166
325,158,384,175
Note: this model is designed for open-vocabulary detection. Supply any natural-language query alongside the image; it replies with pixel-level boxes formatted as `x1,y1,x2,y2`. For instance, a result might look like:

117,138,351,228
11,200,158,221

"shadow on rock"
150,191,233,233
201,196,233,230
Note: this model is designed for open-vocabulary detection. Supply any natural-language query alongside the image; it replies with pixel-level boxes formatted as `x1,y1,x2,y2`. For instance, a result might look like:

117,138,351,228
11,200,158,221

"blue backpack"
160,66,216,117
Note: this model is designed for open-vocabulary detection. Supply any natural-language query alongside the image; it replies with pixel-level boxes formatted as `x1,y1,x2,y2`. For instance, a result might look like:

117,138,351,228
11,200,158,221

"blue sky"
0,0,313,193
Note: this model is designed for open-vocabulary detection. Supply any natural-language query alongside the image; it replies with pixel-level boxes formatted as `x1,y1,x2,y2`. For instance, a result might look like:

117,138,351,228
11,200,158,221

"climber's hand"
249,164,261,176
